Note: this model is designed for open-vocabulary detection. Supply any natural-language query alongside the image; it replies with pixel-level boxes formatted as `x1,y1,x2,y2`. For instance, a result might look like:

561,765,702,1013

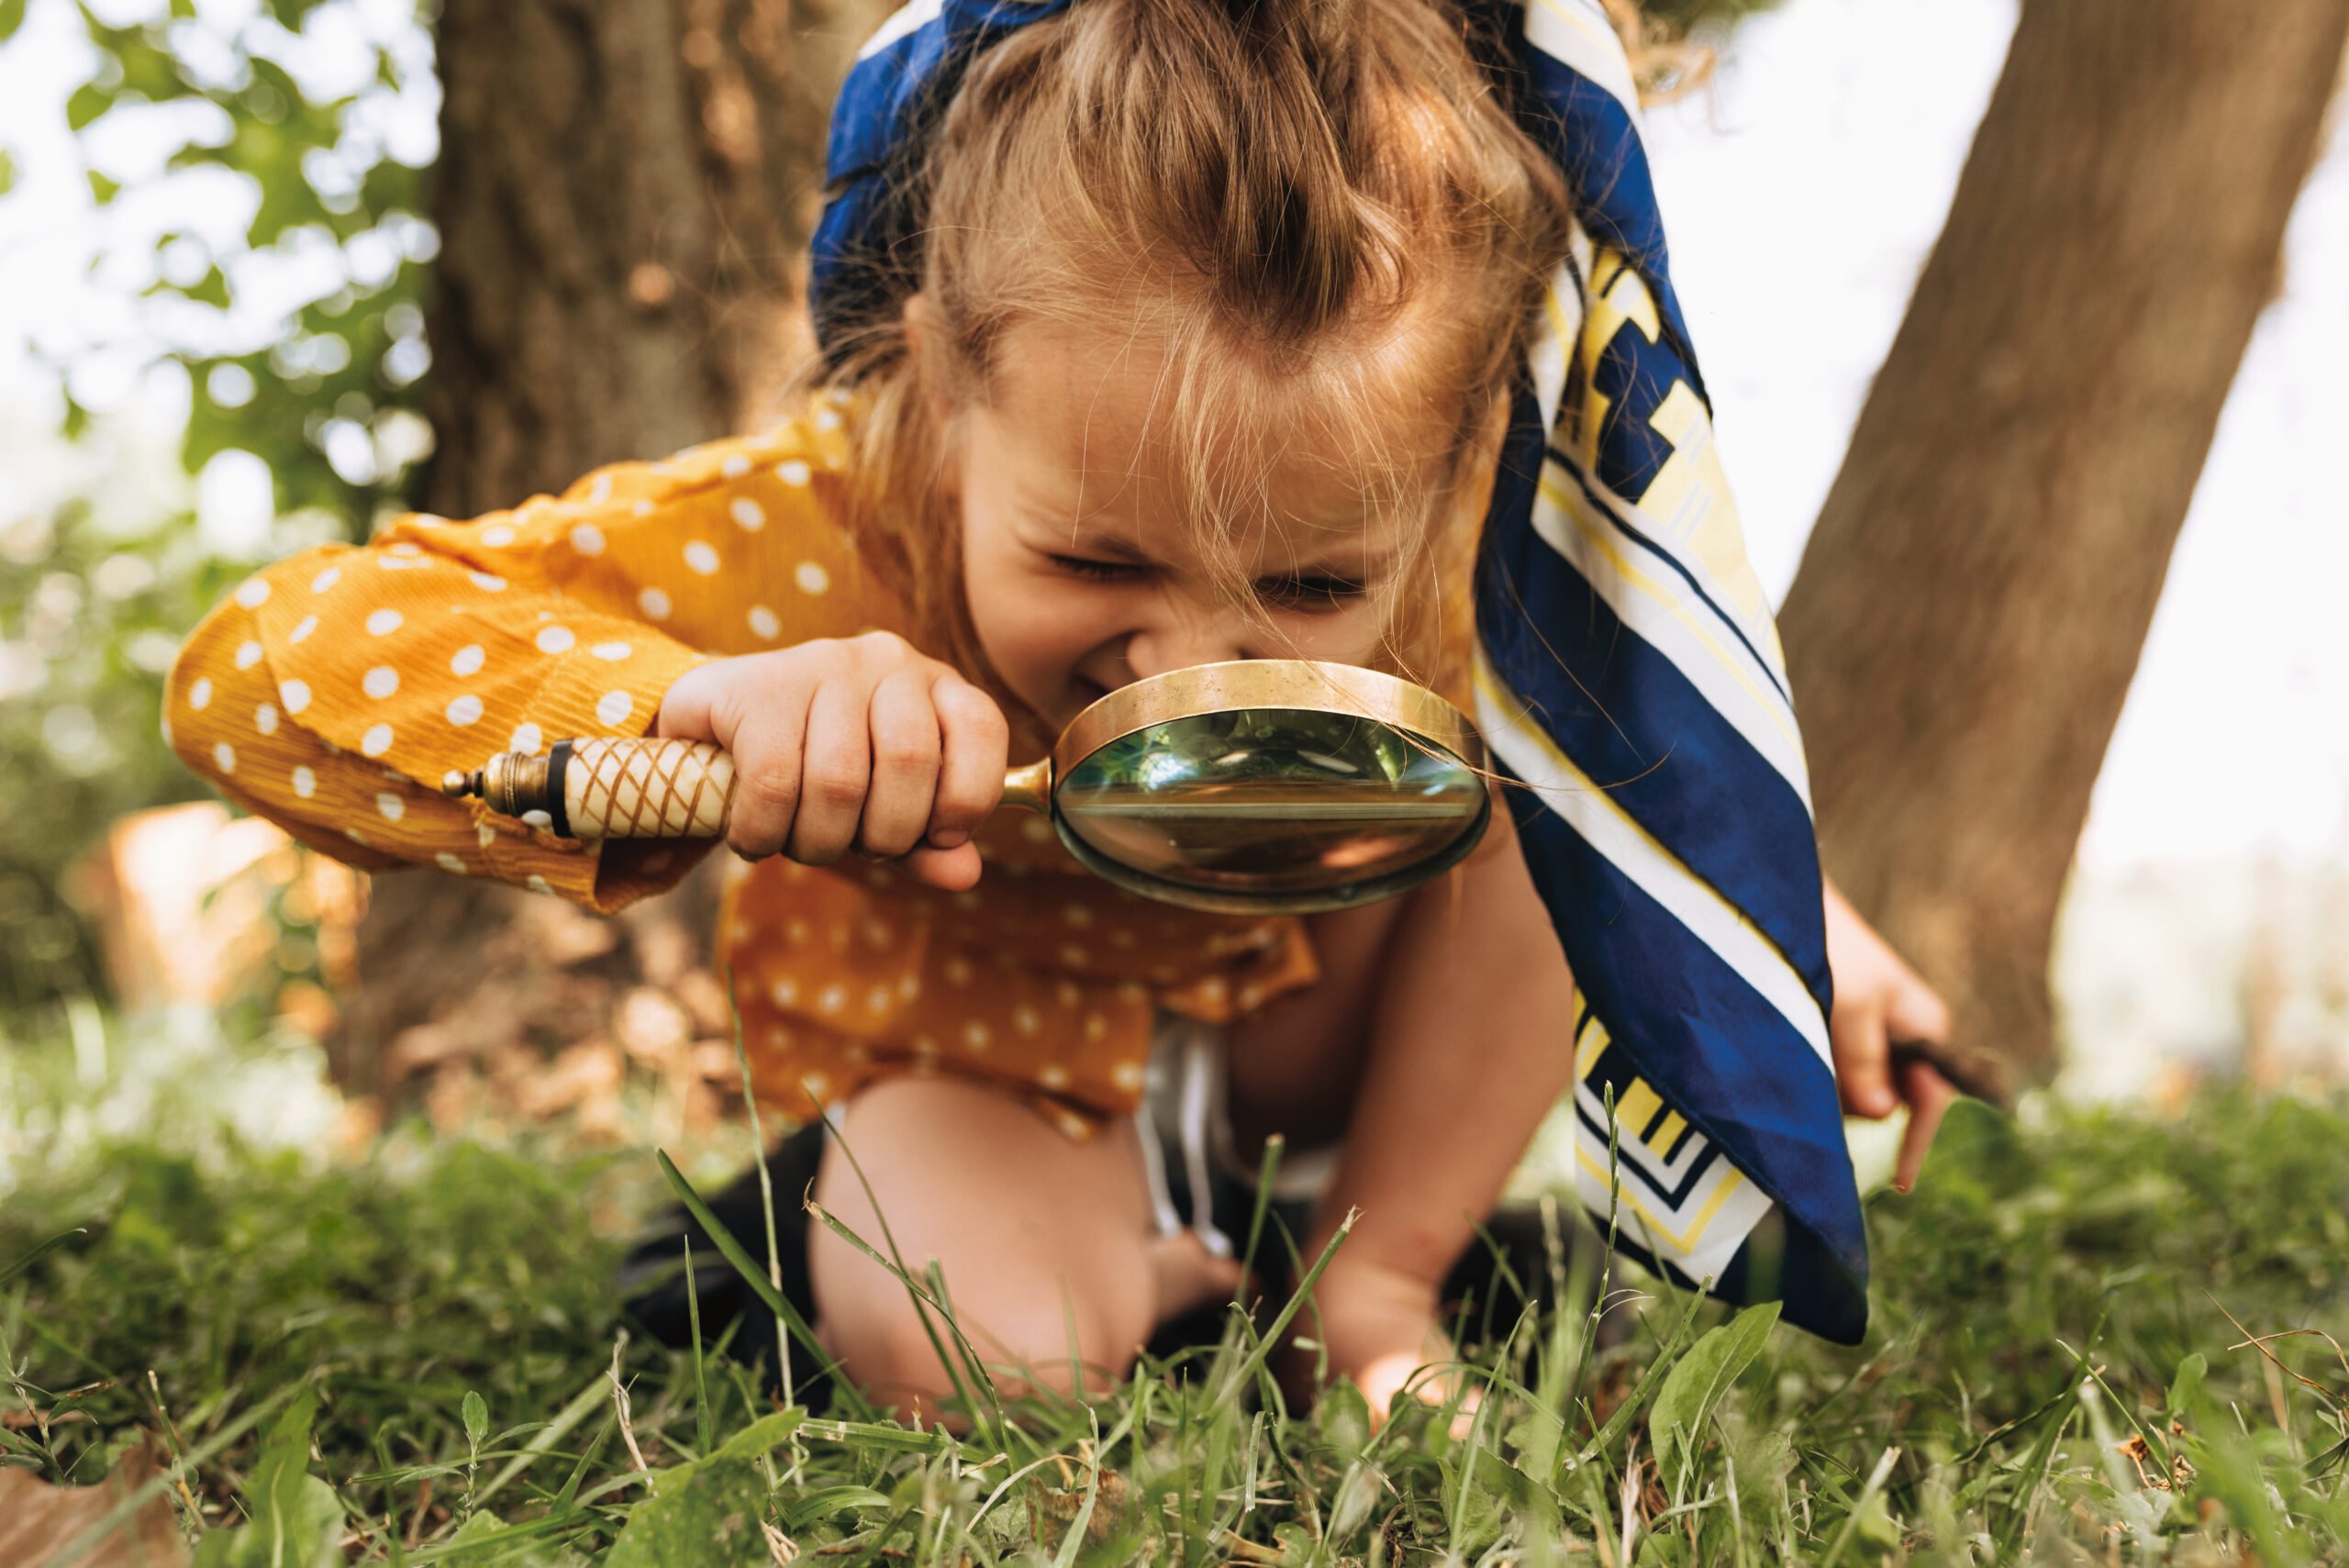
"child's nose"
1123,609,1252,682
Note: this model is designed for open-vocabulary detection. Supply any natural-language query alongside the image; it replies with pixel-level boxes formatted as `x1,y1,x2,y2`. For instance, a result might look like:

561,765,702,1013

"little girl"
165,0,1952,1414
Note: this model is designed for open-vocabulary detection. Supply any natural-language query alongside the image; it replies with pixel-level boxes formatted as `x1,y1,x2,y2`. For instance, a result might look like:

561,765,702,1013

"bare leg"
810,1075,1236,1415
1222,896,1406,1157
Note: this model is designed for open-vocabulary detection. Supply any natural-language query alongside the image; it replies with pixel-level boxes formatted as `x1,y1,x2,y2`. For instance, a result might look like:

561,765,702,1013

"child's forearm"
1306,812,1577,1290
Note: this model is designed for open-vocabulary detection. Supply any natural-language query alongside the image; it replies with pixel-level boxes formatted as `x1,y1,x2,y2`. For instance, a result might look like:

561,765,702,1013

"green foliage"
8,1020,2349,1563
605,1415,807,1568
1646,1299,1776,1491
192,1393,345,1568
0,2,439,1005
0,495,252,1002
26,0,438,524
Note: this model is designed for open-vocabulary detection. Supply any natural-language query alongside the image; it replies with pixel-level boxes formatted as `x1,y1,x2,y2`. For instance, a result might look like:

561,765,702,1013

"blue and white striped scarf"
808,0,1866,1342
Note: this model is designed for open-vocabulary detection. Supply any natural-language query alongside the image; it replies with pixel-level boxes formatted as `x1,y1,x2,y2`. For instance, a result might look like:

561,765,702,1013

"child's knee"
823,1285,1148,1412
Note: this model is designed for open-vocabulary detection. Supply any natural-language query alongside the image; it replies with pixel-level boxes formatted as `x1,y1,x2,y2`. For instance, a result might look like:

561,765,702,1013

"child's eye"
1259,575,1368,613
1049,554,1145,584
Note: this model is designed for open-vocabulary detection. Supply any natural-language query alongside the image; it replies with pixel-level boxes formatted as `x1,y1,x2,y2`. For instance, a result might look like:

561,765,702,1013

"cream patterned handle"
560,737,734,840
443,737,734,840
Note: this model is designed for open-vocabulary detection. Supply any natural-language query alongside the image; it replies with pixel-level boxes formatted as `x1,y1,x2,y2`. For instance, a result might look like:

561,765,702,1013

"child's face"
947,319,1456,733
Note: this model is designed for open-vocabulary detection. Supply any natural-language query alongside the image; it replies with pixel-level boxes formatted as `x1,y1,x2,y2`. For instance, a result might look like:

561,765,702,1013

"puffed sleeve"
163,406,884,912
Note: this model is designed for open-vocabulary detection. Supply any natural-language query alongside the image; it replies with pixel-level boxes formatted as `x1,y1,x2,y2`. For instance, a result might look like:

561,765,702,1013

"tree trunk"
332,0,887,1089
1777,0,2349,1098
424,0,876,510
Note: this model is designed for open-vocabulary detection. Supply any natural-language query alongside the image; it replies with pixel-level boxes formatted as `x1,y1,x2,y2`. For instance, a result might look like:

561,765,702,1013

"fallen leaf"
0,1441,190,1567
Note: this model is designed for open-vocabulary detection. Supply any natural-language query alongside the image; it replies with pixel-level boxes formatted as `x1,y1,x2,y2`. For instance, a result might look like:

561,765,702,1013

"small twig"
2218,1307,2349,1409
608,1332,649,1473
405,1475,435,1550
1619,1435,1642,1567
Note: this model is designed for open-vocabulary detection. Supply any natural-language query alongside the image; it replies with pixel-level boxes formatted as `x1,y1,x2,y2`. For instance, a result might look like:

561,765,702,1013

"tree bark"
1777,1,2349,1098
333,0,887,1088
423,0,877,510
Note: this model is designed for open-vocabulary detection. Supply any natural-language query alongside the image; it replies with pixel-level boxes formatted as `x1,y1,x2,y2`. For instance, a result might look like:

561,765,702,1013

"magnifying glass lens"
1054,707,1486,898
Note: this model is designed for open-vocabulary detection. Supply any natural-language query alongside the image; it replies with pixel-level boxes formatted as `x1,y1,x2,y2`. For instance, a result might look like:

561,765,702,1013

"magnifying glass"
440,659,1489,914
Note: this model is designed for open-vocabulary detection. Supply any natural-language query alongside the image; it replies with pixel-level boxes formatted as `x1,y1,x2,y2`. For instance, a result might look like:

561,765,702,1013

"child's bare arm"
1299,807,1576,1409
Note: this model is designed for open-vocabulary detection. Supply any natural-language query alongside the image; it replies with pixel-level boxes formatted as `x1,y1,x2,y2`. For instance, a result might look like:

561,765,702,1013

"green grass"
6,1016,2349,1563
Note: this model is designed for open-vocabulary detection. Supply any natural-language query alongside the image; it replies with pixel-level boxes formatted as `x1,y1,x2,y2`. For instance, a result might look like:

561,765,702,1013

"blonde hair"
810,0,1577,709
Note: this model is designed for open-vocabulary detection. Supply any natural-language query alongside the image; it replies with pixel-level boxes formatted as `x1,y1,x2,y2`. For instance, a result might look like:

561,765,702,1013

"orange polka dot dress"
163,397,1321,1137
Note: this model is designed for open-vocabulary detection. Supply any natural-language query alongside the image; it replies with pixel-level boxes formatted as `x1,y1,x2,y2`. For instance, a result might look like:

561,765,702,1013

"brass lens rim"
1051,659,1485,778
1044,659,1492,915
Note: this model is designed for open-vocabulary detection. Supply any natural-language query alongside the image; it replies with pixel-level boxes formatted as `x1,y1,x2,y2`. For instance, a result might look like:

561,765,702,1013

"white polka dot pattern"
161,406,1319,1140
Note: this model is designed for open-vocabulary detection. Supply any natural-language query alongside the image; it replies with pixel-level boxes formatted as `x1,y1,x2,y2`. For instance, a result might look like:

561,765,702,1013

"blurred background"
1,0,2343,1185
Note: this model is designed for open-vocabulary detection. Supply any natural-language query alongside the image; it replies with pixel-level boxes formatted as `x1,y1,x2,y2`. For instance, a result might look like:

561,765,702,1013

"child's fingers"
788,674,876,866
652,660,724,744
901,841,984,891
926,673,1009,850
860,667,942,858
707,670,818,862
1831,996,1898,1119
1890,1057,1958,1194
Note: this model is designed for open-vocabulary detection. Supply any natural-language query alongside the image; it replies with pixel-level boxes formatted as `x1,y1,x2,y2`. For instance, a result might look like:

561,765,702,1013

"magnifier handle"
442,737,1048,841
438,737,733,840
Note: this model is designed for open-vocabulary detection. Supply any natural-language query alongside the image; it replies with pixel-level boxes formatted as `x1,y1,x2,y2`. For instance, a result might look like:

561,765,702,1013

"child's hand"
1823,880,1958,1194
1305,1257,1475,1432
653,632,1008,891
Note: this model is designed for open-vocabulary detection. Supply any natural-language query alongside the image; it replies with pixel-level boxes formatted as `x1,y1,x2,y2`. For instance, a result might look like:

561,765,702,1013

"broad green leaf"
462,1390,490,1449
1452,1444,1535,1554
1503,1407,1564,1475
194,1391,344,1568
0,0,27,42
1316,1376,1373,1453
1647,1302,1779,1488
711,1407,805,1462
782,1486,892,1529
67,82,113,131
441,1511,587,1566
2167,1351,2207,1419
602,1454,773,1568
0,149,15,196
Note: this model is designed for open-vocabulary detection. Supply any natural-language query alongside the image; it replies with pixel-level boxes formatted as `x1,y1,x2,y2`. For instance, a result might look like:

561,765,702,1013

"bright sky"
4,0,2344,872
1641,0,2349,873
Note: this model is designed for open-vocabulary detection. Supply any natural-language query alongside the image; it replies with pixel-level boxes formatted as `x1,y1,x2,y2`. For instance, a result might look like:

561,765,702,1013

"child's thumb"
903,840,984,892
